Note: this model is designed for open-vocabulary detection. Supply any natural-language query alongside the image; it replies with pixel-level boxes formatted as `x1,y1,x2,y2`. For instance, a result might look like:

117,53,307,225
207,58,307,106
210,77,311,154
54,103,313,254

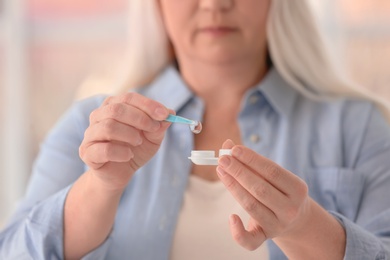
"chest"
170,175,270,260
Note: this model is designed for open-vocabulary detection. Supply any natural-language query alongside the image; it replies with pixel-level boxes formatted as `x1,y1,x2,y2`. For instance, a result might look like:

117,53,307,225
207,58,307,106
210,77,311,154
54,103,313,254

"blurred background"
0,0,390,227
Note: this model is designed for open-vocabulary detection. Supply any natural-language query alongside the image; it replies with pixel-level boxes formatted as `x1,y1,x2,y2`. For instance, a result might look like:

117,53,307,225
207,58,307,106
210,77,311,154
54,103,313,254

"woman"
1,0,390,259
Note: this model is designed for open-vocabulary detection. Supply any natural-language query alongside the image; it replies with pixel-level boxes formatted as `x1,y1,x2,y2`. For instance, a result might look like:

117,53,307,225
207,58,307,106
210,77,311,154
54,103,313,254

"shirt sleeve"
337,104,390,259
329,212,389,260
0,186,71,259
0,185,113,260
0,95,112,259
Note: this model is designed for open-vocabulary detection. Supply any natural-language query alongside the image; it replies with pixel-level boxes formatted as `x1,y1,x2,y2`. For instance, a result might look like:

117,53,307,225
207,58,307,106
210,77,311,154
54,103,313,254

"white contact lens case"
188,149,232,165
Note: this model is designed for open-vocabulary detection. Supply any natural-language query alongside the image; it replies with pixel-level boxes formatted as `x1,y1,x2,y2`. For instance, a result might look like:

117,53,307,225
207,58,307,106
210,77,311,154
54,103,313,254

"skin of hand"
79,92,173,191
216,139,346,258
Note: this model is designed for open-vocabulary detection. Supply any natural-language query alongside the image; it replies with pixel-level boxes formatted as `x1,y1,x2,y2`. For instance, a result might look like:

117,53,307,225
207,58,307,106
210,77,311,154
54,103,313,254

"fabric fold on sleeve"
0,185,112,259
329,211,389,260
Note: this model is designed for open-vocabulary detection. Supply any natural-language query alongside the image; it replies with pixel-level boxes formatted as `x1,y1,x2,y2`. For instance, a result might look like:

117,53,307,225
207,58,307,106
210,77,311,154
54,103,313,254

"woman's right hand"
79,92,172,191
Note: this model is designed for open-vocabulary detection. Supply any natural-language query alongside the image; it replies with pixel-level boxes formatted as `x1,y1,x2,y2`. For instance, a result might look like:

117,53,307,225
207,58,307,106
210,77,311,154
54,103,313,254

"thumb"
222,139,236,149
229,215,266,251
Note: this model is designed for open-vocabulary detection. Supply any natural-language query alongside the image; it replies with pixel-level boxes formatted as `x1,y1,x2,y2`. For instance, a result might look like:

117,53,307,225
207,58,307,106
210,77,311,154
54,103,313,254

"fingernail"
219,156,231,167
154,107,167,119
226,139,235,147
217,167,226,177
229,215,237,225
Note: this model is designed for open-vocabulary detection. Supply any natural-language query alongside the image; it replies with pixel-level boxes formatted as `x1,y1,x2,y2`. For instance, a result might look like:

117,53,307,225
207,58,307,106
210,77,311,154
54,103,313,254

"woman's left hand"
216,139,312,251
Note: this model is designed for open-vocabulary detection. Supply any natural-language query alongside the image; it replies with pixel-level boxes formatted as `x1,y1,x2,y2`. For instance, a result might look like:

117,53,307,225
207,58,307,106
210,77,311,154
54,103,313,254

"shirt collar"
138,65,194,112
140,65,298,117
255,68,298,117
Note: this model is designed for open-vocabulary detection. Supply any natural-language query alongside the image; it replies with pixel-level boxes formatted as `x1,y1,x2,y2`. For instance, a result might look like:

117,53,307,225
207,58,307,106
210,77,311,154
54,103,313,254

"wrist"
84,170,127,198
277,197,316,242
274,198,346,259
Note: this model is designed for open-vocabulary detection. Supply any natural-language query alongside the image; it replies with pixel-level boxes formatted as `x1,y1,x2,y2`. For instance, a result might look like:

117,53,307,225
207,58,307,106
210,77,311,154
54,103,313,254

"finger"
167,108,176,116
140,108,173,143
90,103,162,133
101,95,115,106
231,146,303,196
216,167,277,230
80,142,134,169
229,214,266,251
83,119,143,146
222,139,236,149
143,120,172,145
219,155,291,216
103,92,170,121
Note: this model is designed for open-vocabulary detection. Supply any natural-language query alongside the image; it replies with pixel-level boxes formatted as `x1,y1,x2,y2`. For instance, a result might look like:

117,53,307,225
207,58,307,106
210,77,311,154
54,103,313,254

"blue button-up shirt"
1,65,390,259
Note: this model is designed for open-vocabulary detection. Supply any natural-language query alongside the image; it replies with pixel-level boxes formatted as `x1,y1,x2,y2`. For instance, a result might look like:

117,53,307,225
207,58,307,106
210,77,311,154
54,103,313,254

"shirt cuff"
329,211,387,260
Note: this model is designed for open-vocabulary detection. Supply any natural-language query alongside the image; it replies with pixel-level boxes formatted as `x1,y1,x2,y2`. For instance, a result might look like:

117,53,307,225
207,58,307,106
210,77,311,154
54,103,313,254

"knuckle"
122,92,136,103
132,113,150,128
89,109,98,123
243,199,258,213
126,148,134,160
298,181,309,198
246,151,257,165
254,182,268,198
102,96,114,105
130,113,142,125
82,126,91,139
79,145,85,159
79,144,95,166
264,164,281,182
232,165,245,179
139,114,151,127
107,103,124,118
225,178,236,190
102,119,117,137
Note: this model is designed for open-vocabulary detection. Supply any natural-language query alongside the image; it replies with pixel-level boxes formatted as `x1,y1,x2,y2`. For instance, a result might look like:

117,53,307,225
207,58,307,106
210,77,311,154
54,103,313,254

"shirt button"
249,95,259,105
250,134,261,143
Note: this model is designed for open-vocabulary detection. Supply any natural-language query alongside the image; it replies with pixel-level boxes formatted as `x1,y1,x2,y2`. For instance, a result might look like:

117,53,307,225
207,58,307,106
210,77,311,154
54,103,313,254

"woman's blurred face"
158,0,271,65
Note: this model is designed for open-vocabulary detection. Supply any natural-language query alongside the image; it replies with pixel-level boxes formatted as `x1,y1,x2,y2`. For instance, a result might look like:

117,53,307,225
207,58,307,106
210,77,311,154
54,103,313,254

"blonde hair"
113,0,390,119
